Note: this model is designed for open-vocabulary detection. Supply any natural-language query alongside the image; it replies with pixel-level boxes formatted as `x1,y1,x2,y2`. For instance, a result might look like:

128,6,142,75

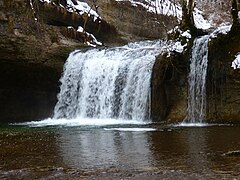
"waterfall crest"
53,40,166,122
185,35,210,123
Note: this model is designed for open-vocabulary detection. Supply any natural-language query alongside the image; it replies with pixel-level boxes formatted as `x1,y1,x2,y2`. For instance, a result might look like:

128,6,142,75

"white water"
104,128,156,132
18,118,149,127
185,35,210,123
51,40,166,124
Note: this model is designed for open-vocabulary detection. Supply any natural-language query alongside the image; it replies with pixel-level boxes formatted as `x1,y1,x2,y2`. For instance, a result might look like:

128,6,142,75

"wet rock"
0,35,76,123
207,30,240,123
86,0,178,42
0,0,98,122
151,51,189,122
0,0,178,123
152,29,240,123
35,1,124,45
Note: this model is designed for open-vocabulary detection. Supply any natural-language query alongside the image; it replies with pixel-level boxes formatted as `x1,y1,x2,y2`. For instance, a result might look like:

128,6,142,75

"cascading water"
185,35,210,123
53,40,166,122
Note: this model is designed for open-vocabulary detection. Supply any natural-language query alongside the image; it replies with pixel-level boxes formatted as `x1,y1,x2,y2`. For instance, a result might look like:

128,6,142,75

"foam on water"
175,123,209,127
16,118,150,127
104,128,156,132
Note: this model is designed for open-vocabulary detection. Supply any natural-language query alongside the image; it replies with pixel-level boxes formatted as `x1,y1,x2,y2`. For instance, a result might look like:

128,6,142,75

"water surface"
1,123,240,179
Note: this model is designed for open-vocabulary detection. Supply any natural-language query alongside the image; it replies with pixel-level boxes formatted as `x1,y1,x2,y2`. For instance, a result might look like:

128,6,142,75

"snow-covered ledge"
231,53,240,69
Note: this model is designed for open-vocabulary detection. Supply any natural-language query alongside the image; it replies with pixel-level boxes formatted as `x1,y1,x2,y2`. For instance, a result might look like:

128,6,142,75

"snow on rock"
40,0,51,3
170,30,191,53
77,26,84,33
163,40,187,56
116,0,181,19
193,8,211,30
231,53,240,69
166,27,191,55
182,30,192,39
210,25,231,38
40,0,100,21
116,0,211,30
170,41,185,53
66,0,100,21
40,0,102,46
75,26,102,47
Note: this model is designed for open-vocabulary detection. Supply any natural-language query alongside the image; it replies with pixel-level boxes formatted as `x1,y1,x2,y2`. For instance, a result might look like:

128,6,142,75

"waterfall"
53,40,166,122
185,35,210,123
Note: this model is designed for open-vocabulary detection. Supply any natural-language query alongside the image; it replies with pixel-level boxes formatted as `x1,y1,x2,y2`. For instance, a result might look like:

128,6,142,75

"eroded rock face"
86,0,178,42
151,51,189,122
3,0,239,124
0,33,83,122
0,62,59,122
151,29,240,123
0,0,179,123
35,1,125,45
207,30,240,123
0,0,85,122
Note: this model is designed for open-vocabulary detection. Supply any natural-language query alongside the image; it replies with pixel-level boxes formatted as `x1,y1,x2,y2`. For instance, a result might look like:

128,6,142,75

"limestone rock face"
0,32,81,123
151,51,189,122
0,0,85,122
0,0,177,122
151,30,240,123
86,0,178,42
3,0,239,124
207,30,240,123
35,1,124,45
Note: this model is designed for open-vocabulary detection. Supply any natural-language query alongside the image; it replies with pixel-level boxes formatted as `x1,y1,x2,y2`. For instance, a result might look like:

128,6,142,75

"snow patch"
116,0,181,19
40,0,100,21
77,26,84,33
40,0,51,3
68,26,102,47
210,25,231,38
86,35,102,47
174,123,209,127
193,8,211,30
116,0,211,30
170,41,185,53
231,53,240,69
166,28,191,54
66,0,100,21
182,30,192,39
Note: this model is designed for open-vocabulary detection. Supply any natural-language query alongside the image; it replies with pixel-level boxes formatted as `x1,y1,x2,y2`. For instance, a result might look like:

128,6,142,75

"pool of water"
0,122,240,179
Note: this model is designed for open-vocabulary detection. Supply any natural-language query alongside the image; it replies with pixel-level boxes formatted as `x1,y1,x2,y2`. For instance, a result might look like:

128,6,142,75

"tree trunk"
180,0,196,34
231,0,240,33
232,0,238,23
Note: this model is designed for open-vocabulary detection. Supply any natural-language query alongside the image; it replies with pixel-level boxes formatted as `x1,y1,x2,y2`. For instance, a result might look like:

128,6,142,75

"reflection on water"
58,128,153,170
185,129,208,173
1,124,240,178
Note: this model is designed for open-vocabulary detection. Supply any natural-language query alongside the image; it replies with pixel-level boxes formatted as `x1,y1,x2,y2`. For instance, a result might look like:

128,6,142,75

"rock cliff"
0,0,177,122
207,29,240,123
1,0,239,123
151,27,240,123
0,0,94,122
